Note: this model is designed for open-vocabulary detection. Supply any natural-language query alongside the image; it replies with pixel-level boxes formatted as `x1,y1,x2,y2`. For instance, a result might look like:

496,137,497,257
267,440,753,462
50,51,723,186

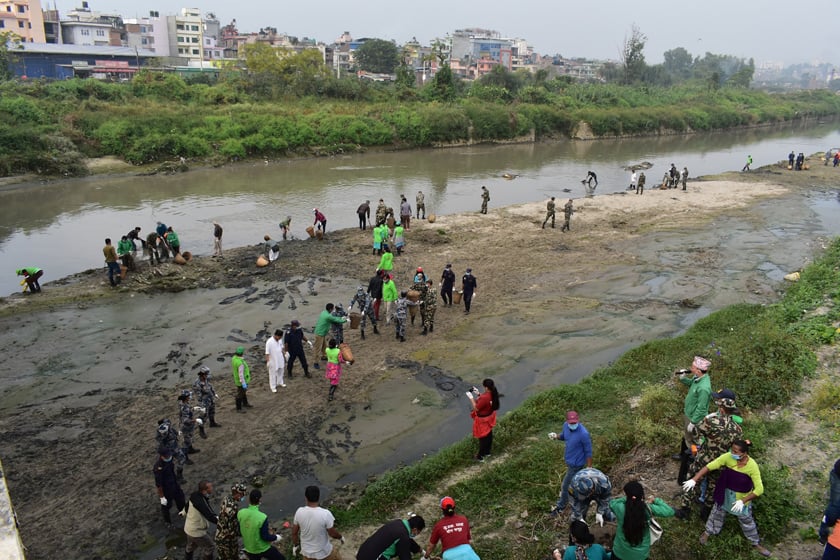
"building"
8,42,159,79
124,11,171,57
167,7,203,61
0,0,46,43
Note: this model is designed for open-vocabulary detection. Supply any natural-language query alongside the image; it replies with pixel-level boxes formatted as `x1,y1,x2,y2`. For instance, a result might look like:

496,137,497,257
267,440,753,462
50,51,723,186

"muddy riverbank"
1,163,840,559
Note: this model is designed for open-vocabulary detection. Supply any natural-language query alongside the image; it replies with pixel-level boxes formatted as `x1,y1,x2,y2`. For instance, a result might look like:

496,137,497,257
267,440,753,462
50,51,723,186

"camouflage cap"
231,482,248,494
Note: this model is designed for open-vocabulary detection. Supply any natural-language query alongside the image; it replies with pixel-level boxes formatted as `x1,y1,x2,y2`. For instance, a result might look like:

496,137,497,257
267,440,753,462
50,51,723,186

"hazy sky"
84,0,835,65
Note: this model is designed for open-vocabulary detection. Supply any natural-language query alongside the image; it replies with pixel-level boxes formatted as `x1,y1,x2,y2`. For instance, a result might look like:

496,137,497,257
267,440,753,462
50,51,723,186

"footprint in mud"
218,286,259,305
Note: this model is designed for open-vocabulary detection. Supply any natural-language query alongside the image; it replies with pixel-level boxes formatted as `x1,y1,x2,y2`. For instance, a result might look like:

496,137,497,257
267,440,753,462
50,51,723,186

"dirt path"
0,166,837,559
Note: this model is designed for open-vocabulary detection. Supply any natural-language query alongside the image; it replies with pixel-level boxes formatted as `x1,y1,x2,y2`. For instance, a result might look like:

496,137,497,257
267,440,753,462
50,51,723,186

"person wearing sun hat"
674,356,712,483
424,496,479,560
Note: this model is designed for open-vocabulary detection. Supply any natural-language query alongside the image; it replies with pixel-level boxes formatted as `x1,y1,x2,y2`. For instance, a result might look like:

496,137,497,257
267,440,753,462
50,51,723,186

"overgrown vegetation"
334,238,840,559
2,70,840,177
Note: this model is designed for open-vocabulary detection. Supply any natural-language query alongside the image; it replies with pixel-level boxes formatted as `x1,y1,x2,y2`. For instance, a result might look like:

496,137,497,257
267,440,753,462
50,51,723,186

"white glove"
472,293,477,300
595,513,604,527
681,479,696,492
214,393,220,399
178,509,186,517
340,536,346,544
273,534,282,544
285,352,290,361
307,340,313,348
193,406,206,414
548,432,558,440
687,422,695,433
731,499,745,514
196,418,203,426
160,497,168,506
292,545,300,556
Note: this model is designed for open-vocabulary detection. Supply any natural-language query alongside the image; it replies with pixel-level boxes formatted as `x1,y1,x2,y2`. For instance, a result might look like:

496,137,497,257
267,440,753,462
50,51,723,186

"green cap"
235,346,245,355
15,269,22,275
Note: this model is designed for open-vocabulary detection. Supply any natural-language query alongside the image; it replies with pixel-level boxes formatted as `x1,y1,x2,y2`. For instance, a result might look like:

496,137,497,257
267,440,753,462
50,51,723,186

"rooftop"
9,42,159,57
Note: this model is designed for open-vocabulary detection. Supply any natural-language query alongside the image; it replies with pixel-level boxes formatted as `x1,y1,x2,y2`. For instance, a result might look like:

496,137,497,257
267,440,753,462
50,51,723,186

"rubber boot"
429,325,433,332
699,504,711,521
185,549,194,560
410,315,415,325
209,414,221,428
674,506,691,520
243,394,253,408
328,385,337,402
421,327,427,336
199,425,207,439
361,329,366,340
400,336,405,342
373,325,379,335
187,446,200,454
176,468,186,484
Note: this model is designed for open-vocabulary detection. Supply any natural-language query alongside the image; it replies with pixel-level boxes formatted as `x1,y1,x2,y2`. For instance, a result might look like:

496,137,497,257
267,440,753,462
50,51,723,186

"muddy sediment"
1,168,840,559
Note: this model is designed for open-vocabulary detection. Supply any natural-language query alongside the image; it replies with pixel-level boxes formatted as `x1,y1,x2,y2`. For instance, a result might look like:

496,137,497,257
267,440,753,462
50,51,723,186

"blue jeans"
107,262,121,286
556,464,585,510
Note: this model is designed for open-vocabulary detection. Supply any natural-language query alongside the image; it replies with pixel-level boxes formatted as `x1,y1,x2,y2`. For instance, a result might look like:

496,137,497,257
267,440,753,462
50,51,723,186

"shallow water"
2,120,840,296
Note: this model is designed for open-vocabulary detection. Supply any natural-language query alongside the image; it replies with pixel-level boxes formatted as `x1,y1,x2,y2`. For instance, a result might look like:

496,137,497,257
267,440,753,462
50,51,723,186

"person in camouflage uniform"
330,304,348,345
567,467,616,524
156,418,187,481
411,267,428,327
394,291,420,342
375,199,388,226
421,279,436,335
480,186,490,214
178,390,202,457
561,199,574,232
542,197,556,229
193,366,221,428
416,190,426,219
349,286,378,340
215,482,247,560
676,388,743,520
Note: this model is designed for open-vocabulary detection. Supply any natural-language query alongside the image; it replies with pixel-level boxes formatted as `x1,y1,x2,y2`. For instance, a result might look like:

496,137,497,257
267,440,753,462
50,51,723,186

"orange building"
0,0,46,43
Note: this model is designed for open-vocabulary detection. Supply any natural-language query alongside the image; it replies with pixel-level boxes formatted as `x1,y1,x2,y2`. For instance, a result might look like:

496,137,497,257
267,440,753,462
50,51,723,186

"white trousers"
268,360,285,390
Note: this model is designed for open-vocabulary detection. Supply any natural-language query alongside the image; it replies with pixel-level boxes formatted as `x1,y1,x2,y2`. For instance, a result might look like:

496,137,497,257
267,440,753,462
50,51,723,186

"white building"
124,11,170,57
167,7,203,61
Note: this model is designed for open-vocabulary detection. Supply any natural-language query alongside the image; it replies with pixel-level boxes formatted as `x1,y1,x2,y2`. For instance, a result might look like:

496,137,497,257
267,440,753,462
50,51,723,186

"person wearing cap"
292,485,343,560
424,496,479,560
357,515,426,560
561,199,573,232
382,274,398,325
565,468,616,525
156,418,188,476
439,264,456,307
279,216,292,240
675,356,713,483
330,304,348,345
193,366,221,428
314,208,327,232
367,270,385,321
179,390,203,456
399,196,412,230
479,186,489,214
16,267,43,293
266,329,287,392
421,280,437,336
357,200,371,230
216,483,248,560
549,410,593,515
238,489,283,560
378,246,394,274
184,480,219,560
610,480,674,560
153,447,186,527
213,222,224,257
416,190,425,220
460,269,477,314
349,285,379,340
392,222,406,255
411,268,428,326
232,346,252,413
285,320,312,379
675,388,743,520
314,304,348,365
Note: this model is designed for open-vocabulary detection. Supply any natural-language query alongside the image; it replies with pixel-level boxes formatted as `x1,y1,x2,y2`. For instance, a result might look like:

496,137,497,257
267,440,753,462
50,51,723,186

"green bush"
0,96,46,124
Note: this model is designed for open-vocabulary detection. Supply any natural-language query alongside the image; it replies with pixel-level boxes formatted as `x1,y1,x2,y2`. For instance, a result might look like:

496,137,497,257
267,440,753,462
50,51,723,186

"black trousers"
287,348,309,376
477,430,493,458
441,285,453,305
358,213,367,230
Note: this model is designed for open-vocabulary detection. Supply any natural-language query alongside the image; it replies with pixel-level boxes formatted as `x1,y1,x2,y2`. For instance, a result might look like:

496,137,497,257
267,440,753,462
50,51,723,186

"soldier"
349,285,379,340
566,467,616,524
375,198,388,226
330,304,348,345
154,448,186,528
146,231,161,264
416,190,426,219
156,418,188,479
411,267,428,326
542,197,556,229
179,390,204,453
216,482,247,560
193,366,221,428
561,199,574,232
394,291,420,342
480,186,490,214
675,388,743,521
422,279,437,335
669,163,679,188
440,264,455,307
636,172,646,195
279,215,291,240
681,167,689,190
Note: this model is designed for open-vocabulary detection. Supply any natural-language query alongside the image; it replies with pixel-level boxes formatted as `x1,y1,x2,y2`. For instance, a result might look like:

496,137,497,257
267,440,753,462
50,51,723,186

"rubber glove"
272,534,282,544
285,352,290,361
195,418,203,426
548,432,558,440
681,479,696,492
595,513,604,527
178,509,186,517
160,497,168,506
292,546,299,556
340,536,346,544
307,340,313,348
731,500,745,514
687,422,695,433
241,382,248,390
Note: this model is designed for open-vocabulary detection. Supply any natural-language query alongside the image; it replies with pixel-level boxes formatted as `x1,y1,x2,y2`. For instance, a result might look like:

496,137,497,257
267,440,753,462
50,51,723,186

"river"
2,120,840,296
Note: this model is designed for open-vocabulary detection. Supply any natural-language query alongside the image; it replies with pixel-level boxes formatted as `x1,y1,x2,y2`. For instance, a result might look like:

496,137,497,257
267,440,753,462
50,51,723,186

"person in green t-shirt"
237,489,283,559
16,267,43,293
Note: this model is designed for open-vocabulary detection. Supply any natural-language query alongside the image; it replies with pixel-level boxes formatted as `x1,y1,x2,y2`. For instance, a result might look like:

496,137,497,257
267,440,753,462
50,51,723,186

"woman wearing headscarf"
682,439,771,557
609,480,674,560
468,378,500,461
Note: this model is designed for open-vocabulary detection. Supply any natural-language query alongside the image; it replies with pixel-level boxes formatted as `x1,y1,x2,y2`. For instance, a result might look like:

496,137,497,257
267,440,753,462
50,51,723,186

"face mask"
731,453,742,461
162,456,172,462
239,496,246,502
568,423,579,431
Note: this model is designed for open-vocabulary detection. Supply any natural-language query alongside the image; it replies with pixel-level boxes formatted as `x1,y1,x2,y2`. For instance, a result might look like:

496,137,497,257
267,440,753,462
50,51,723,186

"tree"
395,64,415,89
620,24,647,84
427,64,456,102
0,32,22,81
242,43,329,97
478,64,521,93
354,39,399,74
663,47,693,81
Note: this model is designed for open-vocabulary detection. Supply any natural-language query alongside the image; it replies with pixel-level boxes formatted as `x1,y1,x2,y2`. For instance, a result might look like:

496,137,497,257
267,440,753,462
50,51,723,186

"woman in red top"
424,496,480,560
469,378,500,461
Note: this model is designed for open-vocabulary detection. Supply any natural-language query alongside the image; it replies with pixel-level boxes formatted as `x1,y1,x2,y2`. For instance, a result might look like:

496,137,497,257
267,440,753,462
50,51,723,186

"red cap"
440,496,455,510
417,267,423,272
566,410,579,423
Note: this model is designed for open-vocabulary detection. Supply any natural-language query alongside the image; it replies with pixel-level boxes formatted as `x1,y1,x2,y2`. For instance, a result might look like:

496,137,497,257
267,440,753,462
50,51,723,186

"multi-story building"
60,2,125,47
167,7,203,61
0,0,46,43
125,11,170,57
446,28,514,78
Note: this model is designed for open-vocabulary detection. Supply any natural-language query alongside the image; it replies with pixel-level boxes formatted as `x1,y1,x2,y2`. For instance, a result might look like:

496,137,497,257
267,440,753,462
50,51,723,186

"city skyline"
82,0,836,65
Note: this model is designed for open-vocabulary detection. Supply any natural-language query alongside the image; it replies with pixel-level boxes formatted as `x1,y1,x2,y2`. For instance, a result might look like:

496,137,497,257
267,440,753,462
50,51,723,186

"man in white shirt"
265,329,287,392
292,485,344,560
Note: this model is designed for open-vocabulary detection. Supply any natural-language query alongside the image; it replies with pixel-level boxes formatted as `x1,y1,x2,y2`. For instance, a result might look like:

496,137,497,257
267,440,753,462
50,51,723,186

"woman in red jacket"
469,378,500,461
